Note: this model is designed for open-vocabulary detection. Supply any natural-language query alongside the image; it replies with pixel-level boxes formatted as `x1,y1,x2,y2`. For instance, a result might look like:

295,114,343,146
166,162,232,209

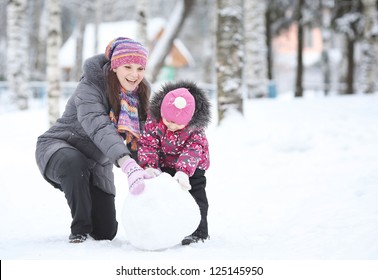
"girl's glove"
173,171,191,190
120,157,145,195
144,167,162,179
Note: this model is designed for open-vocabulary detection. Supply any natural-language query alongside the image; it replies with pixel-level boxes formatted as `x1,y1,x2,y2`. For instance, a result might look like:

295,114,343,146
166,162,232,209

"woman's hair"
104,62,150,122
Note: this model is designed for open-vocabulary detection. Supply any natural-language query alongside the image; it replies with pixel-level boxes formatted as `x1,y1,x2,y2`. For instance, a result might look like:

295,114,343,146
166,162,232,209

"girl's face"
162,118,186,132
114,63,145,91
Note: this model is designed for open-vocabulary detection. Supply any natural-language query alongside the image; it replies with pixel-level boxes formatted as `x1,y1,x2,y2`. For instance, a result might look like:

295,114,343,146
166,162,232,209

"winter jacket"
35,54,141,195
138,81,211,177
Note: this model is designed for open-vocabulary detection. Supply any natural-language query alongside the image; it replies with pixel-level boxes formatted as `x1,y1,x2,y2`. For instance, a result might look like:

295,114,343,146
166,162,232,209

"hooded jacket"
35,54,140,195
138,81,211,177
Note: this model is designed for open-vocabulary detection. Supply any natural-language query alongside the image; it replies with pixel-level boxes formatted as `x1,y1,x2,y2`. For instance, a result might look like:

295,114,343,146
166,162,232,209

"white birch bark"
46,0,62,126
359,0,378,93
320,1,332,95
216,0,244,124
7,0,29,110
136,0,149,47
244,0,268,98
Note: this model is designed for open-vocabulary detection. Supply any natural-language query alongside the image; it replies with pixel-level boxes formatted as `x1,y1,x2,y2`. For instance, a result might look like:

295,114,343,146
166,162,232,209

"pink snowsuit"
138,117,210,177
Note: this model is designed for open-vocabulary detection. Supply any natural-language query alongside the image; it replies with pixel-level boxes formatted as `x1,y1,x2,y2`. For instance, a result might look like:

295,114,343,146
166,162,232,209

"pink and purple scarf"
109,88,140,150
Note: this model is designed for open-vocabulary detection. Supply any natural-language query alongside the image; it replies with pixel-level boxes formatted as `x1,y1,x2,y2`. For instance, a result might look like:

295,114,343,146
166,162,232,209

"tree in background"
0,0,7,81
333,0,363,94
29,0,46,81
216,0,244,124
46,0,62,126
69,1,96,81
136,0,149,47
244,1,268,98
320,0,334,96
7,0,29,110
359,0,378,93
294,0,305,98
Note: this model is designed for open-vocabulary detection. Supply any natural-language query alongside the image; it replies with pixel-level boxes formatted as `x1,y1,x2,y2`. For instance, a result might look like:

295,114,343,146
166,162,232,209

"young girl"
35,37,150,243
138,80,211,245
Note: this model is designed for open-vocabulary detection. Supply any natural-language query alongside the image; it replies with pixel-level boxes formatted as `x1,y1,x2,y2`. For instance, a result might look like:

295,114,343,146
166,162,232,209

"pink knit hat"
161,88,195,126
105,37,148,70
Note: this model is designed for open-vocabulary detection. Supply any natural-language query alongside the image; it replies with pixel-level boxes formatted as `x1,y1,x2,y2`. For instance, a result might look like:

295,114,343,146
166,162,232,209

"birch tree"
333,0,363,94
136,0,149,47
294,0,304,97
46,0,62,126
359,0,378,93
7,0,29,110
72,2,92,81
320,0,334,96
244,1,268,98
0,0,6,81
216,0,244,123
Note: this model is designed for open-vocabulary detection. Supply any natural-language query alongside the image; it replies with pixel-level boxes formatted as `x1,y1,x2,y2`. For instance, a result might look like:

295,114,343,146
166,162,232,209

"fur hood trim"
82,54,109,93
149,80,211,129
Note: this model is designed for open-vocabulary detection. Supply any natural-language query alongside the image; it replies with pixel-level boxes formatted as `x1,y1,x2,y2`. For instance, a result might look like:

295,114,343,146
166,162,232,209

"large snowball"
122,172,201,251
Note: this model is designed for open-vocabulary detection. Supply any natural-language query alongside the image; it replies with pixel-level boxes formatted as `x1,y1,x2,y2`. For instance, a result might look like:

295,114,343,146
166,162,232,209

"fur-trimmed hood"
149,80,211,129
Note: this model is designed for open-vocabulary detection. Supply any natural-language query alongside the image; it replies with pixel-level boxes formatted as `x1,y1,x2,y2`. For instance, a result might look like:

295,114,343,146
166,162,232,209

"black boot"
69,233,88,243
182,229,209,245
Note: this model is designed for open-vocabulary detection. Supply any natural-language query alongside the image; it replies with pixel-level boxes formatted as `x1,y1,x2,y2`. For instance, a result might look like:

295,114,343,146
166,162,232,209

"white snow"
1,93,378,278
122,173,200,251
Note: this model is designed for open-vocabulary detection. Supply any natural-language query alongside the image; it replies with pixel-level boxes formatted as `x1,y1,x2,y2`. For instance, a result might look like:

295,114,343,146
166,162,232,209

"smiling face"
114,63,145,91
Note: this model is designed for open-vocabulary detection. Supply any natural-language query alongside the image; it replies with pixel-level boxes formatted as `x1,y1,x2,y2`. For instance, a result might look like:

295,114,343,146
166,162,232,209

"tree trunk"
345,37,354,94
359,0,378,94
29,0,45,81
320,0,332,96
73,14,85,81
46,0,62,126
244,1,268,98
7,0,29,110
265,6,273,81
216,0,244,124
136,0,149,47
295,0,304,98
146,0,194,83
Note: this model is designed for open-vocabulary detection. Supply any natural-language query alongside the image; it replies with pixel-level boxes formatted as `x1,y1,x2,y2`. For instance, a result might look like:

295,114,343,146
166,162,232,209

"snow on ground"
1,93,378,263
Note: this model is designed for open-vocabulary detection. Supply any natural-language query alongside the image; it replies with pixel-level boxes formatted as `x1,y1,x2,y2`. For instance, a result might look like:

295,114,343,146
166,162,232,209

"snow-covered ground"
1,93,378,278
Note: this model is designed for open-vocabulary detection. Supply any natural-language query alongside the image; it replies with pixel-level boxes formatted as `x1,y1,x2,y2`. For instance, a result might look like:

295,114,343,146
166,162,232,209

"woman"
35,37,150,243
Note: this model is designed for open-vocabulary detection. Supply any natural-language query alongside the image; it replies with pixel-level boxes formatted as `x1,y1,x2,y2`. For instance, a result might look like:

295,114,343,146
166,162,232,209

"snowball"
122,172,201,251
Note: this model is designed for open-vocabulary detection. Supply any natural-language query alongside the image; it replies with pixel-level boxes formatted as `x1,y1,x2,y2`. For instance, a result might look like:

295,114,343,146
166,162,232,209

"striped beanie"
105,37,148,70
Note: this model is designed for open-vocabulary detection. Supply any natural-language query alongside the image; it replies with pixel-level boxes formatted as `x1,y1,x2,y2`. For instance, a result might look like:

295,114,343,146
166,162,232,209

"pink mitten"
121,158,145,195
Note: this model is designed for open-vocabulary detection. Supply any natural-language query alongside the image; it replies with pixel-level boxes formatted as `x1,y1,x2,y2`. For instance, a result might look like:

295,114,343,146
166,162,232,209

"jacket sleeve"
138,117,161,169
75,80,130,166
175,129,208,177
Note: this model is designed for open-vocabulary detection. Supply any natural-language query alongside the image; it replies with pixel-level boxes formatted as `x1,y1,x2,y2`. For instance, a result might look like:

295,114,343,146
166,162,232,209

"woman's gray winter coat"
35,54,132,195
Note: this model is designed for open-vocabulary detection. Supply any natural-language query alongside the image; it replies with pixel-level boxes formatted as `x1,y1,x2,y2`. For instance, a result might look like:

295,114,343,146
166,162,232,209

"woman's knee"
90,221,118,240
61,149,90,173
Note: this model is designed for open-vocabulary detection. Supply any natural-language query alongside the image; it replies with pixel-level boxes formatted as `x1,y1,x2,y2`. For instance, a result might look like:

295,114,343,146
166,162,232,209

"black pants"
45,148,118,240
162,167,209,236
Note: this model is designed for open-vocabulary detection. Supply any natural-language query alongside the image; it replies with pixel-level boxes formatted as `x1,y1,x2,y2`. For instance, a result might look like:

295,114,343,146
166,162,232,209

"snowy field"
1,93,378,278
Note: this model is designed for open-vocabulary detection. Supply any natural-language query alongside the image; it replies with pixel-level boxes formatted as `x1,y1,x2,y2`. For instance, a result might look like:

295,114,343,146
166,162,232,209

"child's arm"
175,129,209,177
